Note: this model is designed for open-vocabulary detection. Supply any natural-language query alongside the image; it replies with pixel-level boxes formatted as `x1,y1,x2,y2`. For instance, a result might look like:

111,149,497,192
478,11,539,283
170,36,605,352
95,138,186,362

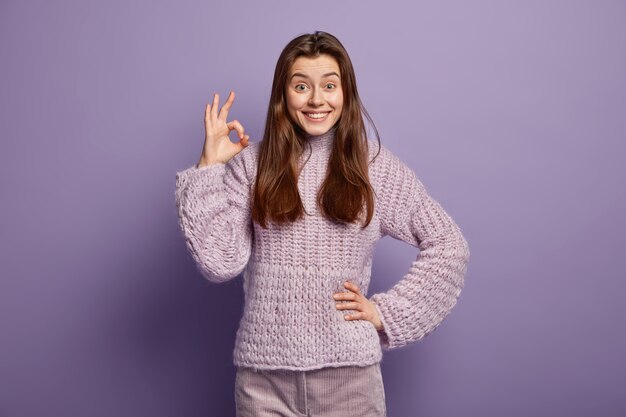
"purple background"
1,0,625,416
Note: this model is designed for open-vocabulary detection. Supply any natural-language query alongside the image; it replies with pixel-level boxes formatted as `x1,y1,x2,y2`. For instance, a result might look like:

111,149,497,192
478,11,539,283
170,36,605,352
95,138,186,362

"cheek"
329,93,344,110
286,93,303,112
331,99,343,113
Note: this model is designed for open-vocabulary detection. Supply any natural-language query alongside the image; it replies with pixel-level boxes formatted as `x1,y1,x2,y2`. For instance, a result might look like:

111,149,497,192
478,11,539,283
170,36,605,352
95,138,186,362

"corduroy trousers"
234,362,386,417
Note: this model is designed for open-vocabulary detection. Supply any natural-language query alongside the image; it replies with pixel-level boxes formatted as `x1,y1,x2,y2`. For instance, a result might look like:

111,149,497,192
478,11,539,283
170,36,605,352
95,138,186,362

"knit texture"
174,126,470,371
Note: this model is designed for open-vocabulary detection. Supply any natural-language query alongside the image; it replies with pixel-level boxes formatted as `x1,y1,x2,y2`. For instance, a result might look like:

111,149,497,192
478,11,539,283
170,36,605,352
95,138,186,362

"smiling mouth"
303,111,331,120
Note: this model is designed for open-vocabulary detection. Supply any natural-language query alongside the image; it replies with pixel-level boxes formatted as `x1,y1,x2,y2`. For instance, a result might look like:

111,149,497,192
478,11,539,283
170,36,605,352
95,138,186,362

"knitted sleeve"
368,144,470,350
174,150,253,283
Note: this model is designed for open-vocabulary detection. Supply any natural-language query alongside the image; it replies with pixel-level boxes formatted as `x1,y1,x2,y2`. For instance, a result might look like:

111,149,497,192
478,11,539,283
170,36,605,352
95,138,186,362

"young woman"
175,31,470,417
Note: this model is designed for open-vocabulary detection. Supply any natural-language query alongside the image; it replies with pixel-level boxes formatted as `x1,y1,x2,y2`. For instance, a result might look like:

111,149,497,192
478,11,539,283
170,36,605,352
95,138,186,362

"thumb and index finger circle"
226,119,246,140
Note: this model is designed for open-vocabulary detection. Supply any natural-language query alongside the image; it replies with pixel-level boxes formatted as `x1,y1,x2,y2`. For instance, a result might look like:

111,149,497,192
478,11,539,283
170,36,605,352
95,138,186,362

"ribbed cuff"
175,163,226,190
371,299,391,350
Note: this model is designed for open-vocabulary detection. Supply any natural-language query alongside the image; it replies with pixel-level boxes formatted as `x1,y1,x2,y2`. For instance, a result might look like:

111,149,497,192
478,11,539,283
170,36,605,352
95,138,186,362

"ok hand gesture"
197,91,250,167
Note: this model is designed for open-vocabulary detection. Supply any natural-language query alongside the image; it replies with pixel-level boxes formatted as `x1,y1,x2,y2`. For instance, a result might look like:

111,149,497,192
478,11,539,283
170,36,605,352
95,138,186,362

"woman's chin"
300,121,335,136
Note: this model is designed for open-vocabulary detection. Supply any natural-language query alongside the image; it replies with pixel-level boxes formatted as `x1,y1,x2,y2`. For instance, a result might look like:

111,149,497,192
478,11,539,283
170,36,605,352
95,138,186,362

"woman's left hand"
333,281,385,331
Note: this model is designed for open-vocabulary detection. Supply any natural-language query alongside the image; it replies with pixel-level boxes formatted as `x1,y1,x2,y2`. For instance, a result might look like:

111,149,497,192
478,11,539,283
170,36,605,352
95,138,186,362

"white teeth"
305,112,329,119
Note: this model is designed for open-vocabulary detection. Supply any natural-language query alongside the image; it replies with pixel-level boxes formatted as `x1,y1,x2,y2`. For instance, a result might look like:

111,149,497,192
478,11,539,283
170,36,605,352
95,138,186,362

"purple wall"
1,0,625,416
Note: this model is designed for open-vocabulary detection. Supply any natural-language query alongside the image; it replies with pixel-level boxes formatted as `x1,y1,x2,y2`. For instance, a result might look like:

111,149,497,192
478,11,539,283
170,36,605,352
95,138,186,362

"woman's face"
284,54,343,137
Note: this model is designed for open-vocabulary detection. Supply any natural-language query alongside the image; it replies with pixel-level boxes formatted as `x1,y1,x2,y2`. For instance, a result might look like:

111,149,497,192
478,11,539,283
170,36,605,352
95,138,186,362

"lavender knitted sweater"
174,127,470,371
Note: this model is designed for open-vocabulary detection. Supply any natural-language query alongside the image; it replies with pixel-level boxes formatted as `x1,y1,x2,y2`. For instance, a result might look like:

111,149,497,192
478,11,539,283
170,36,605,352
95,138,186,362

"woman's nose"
308,88,324,106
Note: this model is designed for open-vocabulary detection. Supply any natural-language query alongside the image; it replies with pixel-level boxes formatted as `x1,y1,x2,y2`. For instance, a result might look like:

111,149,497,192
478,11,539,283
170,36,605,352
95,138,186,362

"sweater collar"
304,125,337,147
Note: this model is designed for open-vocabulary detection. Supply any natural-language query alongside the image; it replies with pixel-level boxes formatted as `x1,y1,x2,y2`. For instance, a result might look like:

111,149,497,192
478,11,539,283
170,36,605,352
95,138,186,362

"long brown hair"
252,31,381,229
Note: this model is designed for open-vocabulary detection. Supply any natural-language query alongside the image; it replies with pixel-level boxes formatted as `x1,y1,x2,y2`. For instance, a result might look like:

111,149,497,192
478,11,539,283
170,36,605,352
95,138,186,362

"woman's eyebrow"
290,72,340,80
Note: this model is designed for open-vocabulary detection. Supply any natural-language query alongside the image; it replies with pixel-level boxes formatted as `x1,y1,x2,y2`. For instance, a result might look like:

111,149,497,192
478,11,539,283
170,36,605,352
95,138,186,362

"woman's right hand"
197,91,250,167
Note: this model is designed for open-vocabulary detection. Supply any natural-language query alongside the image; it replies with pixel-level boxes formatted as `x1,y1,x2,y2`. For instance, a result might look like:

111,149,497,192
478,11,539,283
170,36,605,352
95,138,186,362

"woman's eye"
326,83,336,89
295,84,306,91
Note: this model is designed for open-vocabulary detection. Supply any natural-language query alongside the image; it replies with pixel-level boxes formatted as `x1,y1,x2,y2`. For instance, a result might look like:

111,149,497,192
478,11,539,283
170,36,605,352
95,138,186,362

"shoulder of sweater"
229,139,416,183
366,137,416,182
226,139,261,181
366,137,392,165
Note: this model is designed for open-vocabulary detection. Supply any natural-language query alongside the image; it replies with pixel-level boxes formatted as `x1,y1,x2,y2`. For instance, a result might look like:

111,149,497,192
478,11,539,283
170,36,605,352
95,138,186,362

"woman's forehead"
290,55,340,77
